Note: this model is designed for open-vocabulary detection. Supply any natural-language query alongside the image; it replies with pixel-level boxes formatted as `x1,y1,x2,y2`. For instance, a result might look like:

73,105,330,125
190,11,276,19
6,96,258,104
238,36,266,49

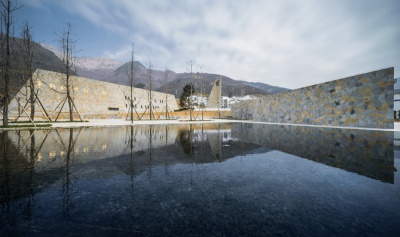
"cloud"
25,0,400,89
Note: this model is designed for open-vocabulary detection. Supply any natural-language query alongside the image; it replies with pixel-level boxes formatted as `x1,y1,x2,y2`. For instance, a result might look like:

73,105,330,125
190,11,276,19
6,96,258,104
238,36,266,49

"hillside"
31,42,290,97
20,40,65,74
41,43,289,96
244,81,289,94
156,73,269,97
2,38,65,99
74,57,123,80
92,62,285,97
104,61,177,90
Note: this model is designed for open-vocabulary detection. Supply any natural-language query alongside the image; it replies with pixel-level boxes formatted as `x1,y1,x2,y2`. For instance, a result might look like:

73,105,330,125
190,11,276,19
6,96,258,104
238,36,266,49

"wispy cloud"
23,0,400,89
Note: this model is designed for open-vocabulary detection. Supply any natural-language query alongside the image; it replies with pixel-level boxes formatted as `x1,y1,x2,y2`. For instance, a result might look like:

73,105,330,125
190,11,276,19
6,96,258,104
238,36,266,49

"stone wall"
8,69,179,119
232,68,395,129
206,77,222,108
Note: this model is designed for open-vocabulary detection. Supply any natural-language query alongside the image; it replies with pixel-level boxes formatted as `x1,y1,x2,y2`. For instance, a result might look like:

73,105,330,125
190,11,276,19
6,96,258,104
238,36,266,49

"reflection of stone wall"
232,68,395,129
232,123,395,183
5,124,233,170
8,69,179,119
6,126,179,170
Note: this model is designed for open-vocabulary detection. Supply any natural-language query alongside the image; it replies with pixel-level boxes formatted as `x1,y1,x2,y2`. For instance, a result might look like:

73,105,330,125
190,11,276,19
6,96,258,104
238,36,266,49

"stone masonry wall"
8,69,179,119
232,68,395,129
207,78,222,109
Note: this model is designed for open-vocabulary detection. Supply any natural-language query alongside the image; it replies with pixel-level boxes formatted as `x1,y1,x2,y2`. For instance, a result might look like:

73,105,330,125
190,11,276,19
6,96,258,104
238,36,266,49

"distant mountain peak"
40,43,63,60
40,43,123,71
39,42,289,96
74,57,123,70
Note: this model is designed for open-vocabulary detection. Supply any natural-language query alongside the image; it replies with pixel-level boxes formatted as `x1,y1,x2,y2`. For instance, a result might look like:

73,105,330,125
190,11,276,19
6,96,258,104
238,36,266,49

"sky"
15,0,400,89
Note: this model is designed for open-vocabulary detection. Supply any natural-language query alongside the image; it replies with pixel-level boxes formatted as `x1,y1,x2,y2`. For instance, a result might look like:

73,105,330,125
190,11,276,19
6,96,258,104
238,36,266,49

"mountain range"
36,43,290,97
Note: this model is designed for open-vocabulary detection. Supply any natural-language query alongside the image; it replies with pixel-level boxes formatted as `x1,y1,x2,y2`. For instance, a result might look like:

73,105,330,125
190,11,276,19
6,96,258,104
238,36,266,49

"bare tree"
128,43,134,122
56,23,82,122
19,22,35,121
164,67,171,119
147,61,154,120
0,0,21,126
189,60,194,120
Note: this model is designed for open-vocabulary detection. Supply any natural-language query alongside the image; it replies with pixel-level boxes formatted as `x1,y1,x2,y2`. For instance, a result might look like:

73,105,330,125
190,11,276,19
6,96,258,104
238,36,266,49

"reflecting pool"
1,123,399,236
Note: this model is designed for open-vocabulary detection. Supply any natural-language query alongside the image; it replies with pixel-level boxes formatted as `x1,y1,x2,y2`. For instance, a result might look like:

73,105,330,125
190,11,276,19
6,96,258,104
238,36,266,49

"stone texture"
8,69,179,119
206,77,222,109
232,68,395,129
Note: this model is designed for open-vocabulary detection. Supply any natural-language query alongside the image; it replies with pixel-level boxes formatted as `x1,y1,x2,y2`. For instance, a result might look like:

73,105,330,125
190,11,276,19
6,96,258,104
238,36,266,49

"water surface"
1,123,399,236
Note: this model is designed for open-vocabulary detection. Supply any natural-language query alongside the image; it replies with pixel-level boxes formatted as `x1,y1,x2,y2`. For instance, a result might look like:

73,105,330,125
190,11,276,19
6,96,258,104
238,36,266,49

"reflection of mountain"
231,123,396,183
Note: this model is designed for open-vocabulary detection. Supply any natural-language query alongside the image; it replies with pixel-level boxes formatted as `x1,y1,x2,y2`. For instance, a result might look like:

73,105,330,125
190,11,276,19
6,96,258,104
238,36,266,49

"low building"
189,94,208,108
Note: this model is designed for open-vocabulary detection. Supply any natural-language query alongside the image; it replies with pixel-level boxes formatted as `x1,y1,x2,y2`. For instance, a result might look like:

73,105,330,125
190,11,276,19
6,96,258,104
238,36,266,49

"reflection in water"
61,128,81,215
0,124,250,208
0,124,399,236
232,123,396,183
1,130,36,229
0,124,238,207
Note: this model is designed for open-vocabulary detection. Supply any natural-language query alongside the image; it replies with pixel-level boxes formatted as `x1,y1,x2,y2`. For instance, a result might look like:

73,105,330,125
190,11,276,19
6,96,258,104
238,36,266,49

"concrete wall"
8,69,179,119
232,68,395,129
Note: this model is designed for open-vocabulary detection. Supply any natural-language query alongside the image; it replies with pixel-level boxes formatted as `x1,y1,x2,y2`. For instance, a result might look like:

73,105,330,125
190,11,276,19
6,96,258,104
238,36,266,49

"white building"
189,93,262,109
222,95,260,108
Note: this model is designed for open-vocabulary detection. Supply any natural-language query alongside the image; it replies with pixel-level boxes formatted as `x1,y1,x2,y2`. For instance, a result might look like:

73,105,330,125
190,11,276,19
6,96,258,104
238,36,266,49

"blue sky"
15,0,400,89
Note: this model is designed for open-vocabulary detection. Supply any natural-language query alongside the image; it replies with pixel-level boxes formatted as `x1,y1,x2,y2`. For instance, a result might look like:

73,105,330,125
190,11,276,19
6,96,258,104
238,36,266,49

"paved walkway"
1,119,400,131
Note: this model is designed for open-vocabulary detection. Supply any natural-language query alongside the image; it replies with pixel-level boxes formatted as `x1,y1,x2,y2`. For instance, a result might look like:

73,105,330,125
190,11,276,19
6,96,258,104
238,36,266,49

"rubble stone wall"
232,68,395,129
8,69,179,119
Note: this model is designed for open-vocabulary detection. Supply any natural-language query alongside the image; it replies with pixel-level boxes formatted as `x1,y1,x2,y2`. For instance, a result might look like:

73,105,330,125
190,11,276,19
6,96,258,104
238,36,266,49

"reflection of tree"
1,131,11,207
163,125,170,175
178,125,195,155
129,126,136,193
24,130,36,218
146,125,153,179
58,128,82,216
0,130,38,222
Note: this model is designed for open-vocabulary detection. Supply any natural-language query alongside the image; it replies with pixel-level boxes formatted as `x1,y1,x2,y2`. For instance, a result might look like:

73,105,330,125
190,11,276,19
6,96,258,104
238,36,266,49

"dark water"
1,123,399,236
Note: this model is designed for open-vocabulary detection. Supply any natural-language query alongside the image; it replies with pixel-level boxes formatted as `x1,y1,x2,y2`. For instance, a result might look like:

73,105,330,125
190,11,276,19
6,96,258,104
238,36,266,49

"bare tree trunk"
147,61,153,120
66,27,73,121
0,0,19,126
67,73,73,121
58,23,77,122
20,22,35,121
130,44,134,122
190,61,193,120
164,67,169,119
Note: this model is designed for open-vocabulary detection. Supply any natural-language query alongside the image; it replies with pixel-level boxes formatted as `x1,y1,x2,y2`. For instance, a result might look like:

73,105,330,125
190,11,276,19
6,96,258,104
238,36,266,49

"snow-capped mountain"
40,43,288,95
74,57,123,70
74,57,124,81
41,43,123,80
